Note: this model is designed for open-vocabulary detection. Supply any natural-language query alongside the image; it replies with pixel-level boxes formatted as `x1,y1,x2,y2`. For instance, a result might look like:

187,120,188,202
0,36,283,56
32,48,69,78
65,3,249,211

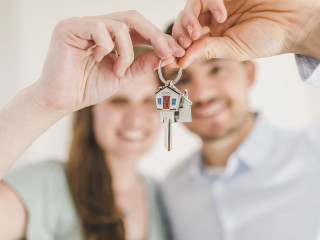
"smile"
118,130,147,142
192,100,228,120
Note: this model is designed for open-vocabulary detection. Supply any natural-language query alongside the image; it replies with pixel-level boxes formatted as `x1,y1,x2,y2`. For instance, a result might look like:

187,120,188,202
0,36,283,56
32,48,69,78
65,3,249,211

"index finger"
172,0,228,45
105,10,185,59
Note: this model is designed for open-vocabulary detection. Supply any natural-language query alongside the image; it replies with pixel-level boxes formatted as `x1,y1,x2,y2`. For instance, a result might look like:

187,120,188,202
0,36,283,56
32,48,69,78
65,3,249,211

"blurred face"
92,73,160,160
163,59,255,141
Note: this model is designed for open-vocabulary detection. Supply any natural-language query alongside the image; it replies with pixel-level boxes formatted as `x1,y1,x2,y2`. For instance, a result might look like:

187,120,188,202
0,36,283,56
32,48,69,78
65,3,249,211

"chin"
186,121,232,141
115,142,151,160
117,151,143,161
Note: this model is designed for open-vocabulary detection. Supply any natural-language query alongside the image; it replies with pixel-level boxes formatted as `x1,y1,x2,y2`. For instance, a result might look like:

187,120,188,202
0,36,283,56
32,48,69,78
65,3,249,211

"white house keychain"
155,59,192,151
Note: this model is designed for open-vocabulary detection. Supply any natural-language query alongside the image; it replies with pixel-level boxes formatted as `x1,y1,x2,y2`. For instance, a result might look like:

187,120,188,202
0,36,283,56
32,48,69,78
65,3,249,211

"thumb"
178,36,252,68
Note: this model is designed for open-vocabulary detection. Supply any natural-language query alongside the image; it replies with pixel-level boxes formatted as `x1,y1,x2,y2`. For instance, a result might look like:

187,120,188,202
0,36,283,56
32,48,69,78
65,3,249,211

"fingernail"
97,55,103,62
187,25,193,37
214,10,222,22
178,36,184,46
118,69,126,77
164,43,173,57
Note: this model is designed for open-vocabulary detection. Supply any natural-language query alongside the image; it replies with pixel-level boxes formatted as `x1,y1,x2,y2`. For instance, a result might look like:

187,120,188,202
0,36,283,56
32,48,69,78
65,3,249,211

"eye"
109,97,127,105
176,76,190,86
209,66,223,75
144,97,156,106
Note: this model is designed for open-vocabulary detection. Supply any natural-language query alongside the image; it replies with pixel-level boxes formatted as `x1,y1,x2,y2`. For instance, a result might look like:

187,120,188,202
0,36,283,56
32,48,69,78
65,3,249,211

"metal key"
155,59,192,151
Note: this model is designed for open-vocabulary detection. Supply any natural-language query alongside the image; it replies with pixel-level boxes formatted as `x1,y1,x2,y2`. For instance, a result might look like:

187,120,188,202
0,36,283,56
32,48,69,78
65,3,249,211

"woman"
0,11,184,240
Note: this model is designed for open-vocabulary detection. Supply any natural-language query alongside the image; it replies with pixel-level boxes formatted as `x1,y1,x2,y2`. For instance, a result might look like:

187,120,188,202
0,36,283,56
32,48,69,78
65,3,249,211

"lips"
192,100,228,120
118,130,147,142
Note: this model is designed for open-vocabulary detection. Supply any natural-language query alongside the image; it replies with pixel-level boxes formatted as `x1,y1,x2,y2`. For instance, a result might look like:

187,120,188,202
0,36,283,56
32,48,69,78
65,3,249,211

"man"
160,24,320,240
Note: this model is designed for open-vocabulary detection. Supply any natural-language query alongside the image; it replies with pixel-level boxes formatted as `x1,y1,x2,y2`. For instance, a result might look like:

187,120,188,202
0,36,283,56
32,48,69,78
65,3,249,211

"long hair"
66,106,125,240
65,46,154,240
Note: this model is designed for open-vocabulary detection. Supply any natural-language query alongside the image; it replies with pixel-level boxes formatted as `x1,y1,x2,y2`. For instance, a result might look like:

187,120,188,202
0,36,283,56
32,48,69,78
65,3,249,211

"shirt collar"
188,150,205,182
235,113,278,170
188,113,278,181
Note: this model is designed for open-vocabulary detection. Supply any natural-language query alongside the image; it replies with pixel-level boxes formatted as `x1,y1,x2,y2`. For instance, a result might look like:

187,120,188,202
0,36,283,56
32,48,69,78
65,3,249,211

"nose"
188,75,218,104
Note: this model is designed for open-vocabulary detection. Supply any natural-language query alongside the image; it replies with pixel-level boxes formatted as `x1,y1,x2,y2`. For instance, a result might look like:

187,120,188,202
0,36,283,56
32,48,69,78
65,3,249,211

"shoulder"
3,160,69,210
4,160,66,191
3,160,81,239
5,160,65,175
274,120,320,156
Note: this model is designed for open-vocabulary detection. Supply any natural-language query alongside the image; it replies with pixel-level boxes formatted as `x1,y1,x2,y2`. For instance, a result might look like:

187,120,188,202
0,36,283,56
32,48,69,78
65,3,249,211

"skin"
164,58,256,166
93,74,160,162
173,0,320,68
0,73,161,240
93,74,161,240
0,11,184,240
0,11,184,180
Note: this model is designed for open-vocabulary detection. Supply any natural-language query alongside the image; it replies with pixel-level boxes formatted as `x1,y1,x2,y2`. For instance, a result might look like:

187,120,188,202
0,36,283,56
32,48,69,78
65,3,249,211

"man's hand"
37,11,185,114
173,0,320,68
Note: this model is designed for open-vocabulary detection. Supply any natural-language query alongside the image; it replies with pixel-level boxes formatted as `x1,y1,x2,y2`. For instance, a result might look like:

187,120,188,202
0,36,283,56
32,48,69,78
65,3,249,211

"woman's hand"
0,11,185,179
172,0,320,68
37,11,185,114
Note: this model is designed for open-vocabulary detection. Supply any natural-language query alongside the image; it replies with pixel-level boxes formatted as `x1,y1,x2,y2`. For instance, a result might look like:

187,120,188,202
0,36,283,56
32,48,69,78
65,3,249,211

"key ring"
158,59,183,85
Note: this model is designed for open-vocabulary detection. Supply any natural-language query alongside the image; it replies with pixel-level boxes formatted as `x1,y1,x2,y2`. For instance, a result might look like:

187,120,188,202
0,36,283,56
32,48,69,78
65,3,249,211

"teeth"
120,130,145,141
198,102,226,117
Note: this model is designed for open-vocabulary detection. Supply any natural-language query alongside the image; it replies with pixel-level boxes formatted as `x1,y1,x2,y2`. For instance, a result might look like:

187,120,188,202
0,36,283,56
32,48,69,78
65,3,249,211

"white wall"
1,0,320,180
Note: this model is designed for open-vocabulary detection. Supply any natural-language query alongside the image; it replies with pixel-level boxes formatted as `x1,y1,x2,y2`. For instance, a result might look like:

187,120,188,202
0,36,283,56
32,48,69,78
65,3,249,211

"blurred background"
1,0,320,180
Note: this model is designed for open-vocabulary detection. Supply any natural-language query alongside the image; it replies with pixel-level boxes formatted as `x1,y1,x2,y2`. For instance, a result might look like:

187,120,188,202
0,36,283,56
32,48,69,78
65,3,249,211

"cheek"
146,111,162,134
92,105,123,145
223,74,251,104
94,105,123,128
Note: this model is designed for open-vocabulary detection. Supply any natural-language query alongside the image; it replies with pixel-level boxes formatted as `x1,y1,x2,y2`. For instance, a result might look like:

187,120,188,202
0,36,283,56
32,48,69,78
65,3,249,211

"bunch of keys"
155,59,192,151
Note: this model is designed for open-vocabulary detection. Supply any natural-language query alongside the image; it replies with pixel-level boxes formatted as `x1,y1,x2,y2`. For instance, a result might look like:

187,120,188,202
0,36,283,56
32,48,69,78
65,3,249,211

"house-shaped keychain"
155,81,192,123
155,59,192,151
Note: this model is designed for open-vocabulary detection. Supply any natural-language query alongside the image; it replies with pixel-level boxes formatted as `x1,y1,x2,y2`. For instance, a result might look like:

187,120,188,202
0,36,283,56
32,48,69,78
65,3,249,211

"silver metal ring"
158,59,183,85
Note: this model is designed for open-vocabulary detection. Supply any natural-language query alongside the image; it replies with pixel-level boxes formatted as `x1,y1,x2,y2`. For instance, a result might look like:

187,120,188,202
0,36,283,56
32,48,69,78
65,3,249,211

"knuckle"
157,34,169,46
82,15,95,20
135,56,146,74
83,20,105,34
116,22,129,33
200,38,216,59
126,10,141,19
204,48,216,59
92,21,106,32
53,17,80,40
54,17,76,32
105,42,115,53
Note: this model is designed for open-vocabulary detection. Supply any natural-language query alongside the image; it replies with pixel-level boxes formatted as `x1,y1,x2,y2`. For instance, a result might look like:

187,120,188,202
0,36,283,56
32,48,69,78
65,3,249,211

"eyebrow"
204,58,217,64
168,69,181,79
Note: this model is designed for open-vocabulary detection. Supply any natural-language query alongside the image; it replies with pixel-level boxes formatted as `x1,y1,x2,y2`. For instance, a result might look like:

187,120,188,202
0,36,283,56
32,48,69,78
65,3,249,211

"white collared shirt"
161,55,320,240
161,114,320,240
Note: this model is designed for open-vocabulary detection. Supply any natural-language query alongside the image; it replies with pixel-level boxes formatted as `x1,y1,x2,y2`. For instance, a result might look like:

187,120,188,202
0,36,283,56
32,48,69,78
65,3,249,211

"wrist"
297,1,320,61
0,83,68,178
23,82,70,122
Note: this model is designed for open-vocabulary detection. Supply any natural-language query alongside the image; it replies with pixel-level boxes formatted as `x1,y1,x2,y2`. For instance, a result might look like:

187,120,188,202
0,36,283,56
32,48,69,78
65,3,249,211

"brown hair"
65,46,156,240
66,106,125,240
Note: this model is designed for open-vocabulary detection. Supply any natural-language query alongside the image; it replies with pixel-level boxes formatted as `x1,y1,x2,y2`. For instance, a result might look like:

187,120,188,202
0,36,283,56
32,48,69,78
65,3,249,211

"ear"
244,61,256,87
